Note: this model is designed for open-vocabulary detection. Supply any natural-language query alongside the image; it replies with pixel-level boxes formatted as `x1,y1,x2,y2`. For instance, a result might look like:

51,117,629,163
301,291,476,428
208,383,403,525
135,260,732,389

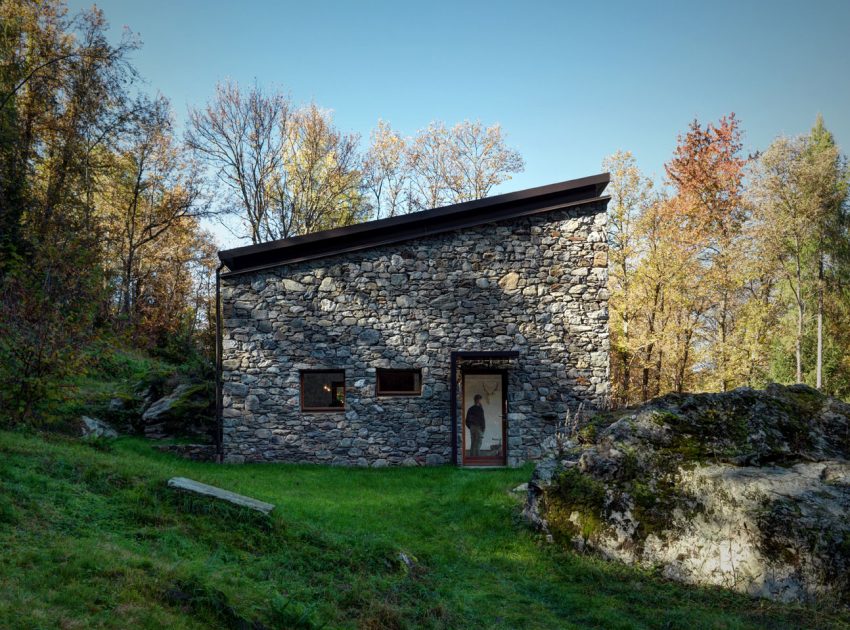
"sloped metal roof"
219,172,609,276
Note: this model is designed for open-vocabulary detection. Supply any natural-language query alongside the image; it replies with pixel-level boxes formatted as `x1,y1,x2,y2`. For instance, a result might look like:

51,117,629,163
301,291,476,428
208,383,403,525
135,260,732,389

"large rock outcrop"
525,384,850,604
140,381,213,439
82,372,215,441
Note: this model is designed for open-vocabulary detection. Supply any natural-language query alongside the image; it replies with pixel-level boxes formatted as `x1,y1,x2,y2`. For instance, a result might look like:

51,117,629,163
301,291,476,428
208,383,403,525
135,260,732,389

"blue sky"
69,0,850,247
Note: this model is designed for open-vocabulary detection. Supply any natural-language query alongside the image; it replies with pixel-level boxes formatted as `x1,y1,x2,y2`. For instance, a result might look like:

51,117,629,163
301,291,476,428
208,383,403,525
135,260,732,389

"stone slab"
167,477,275,514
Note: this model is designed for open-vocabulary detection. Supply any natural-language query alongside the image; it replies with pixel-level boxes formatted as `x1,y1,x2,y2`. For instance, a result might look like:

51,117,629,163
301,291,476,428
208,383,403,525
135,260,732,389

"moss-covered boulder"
140,380,214,440
525,384,850,604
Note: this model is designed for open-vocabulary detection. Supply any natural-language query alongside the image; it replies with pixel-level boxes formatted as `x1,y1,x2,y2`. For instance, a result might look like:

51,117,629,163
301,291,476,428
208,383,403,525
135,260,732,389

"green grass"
1,431,847,629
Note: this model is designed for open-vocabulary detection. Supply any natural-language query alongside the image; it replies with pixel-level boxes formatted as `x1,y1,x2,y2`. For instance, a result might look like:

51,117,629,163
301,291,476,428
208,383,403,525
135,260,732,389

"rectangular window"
300,370,345,411
376,368,422,396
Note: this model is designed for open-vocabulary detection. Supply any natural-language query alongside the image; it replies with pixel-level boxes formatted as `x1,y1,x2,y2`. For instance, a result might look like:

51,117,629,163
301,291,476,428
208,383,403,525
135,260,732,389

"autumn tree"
626,193,708,401
655,196,709,395
100,96,208,328
603,150,655,403
805,116,849,389
605,117,748,404
603,115,838,405
445,120,525,202
731,219,783,388
405,120,523,210
751,136,812,383
0,0,30,265
276,102,365,236
362,120,409,219
188,84,364,242
0,0,140,422
131,218,217,357
665,114,748,391
0,1,221,424
751,117,849,389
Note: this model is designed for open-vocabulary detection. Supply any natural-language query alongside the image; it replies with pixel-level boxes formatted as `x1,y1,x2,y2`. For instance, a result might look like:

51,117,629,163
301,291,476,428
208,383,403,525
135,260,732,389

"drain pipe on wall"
215,262,225,463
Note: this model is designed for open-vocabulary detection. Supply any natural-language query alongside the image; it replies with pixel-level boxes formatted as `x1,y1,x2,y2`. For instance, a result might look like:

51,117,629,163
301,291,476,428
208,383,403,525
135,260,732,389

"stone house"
216,173,610,467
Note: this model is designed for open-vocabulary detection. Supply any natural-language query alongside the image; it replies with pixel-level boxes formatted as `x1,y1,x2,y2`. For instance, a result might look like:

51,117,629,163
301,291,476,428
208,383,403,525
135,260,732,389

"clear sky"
68,0,850,248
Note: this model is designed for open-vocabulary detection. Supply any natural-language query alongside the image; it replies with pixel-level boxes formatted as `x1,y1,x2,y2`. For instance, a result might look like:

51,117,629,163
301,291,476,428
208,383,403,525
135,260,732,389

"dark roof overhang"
218,172,610,277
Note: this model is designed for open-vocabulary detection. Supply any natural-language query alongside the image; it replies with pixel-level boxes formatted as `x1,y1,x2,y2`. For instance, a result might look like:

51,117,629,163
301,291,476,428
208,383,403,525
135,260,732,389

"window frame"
299,369,346,412
375,368,423,397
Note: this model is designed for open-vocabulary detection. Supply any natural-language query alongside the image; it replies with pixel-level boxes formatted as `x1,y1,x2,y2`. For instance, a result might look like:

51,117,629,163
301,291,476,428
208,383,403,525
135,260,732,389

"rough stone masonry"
220,200,610,466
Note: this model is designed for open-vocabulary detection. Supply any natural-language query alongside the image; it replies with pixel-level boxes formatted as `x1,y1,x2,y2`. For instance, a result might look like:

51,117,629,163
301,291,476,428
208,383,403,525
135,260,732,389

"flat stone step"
167,477,275,515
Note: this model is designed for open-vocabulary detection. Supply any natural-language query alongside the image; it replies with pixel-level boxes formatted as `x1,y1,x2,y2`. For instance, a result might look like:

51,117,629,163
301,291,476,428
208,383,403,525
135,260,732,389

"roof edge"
220,193,611,278
219,172,608,268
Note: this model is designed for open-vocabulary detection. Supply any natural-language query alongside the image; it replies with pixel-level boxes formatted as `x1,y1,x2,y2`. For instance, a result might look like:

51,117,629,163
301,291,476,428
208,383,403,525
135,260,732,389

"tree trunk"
641,344,653,404
720,291,729,392
795,252,804,384
654,348,663,398
621,355,630,406
816,254,824,390
676,329,692,393
796,298,804,384
120,247,135,321
642,284,662,402
621,317,631,406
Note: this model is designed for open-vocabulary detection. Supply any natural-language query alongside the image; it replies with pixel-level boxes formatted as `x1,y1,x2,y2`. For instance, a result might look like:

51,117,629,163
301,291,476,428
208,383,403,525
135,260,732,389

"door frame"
460,368,508,466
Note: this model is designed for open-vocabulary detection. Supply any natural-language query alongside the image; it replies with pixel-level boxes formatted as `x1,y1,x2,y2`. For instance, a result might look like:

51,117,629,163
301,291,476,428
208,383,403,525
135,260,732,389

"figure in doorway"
465,394,486,456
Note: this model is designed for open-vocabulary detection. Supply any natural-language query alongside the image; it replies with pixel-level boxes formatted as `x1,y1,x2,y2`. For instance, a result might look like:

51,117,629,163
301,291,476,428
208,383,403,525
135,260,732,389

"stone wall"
220,200,609,466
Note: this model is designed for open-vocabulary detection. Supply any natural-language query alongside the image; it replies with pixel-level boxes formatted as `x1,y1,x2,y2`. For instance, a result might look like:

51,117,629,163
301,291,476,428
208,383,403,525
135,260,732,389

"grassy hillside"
0,431,846,629
34,345,178,432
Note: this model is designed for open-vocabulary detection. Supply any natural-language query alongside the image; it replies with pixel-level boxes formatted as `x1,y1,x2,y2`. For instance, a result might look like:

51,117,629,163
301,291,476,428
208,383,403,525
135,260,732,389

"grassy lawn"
0,431,846,629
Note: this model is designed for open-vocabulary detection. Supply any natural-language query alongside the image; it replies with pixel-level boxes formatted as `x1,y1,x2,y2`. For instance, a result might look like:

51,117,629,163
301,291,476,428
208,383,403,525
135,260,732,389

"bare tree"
406,122,455,211
405,120,524,211
186,80,288,244
447,120,524,202
188,84,364,242
190,80,525,242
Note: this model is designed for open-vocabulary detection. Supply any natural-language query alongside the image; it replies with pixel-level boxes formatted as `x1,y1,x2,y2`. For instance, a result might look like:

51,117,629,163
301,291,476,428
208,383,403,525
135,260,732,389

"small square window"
300,370,345,411
376,369,422,396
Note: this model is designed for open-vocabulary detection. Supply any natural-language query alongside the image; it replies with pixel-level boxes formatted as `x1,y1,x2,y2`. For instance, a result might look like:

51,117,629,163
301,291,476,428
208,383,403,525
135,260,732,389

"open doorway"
461,370,507,466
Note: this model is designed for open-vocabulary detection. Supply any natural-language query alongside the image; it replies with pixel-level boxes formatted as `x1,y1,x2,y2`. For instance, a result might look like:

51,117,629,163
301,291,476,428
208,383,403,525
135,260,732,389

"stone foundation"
155,444,219,462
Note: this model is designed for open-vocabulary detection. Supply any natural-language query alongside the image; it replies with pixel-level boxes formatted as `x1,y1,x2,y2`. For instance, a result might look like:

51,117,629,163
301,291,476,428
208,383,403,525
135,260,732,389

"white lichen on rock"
525,384,850,603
